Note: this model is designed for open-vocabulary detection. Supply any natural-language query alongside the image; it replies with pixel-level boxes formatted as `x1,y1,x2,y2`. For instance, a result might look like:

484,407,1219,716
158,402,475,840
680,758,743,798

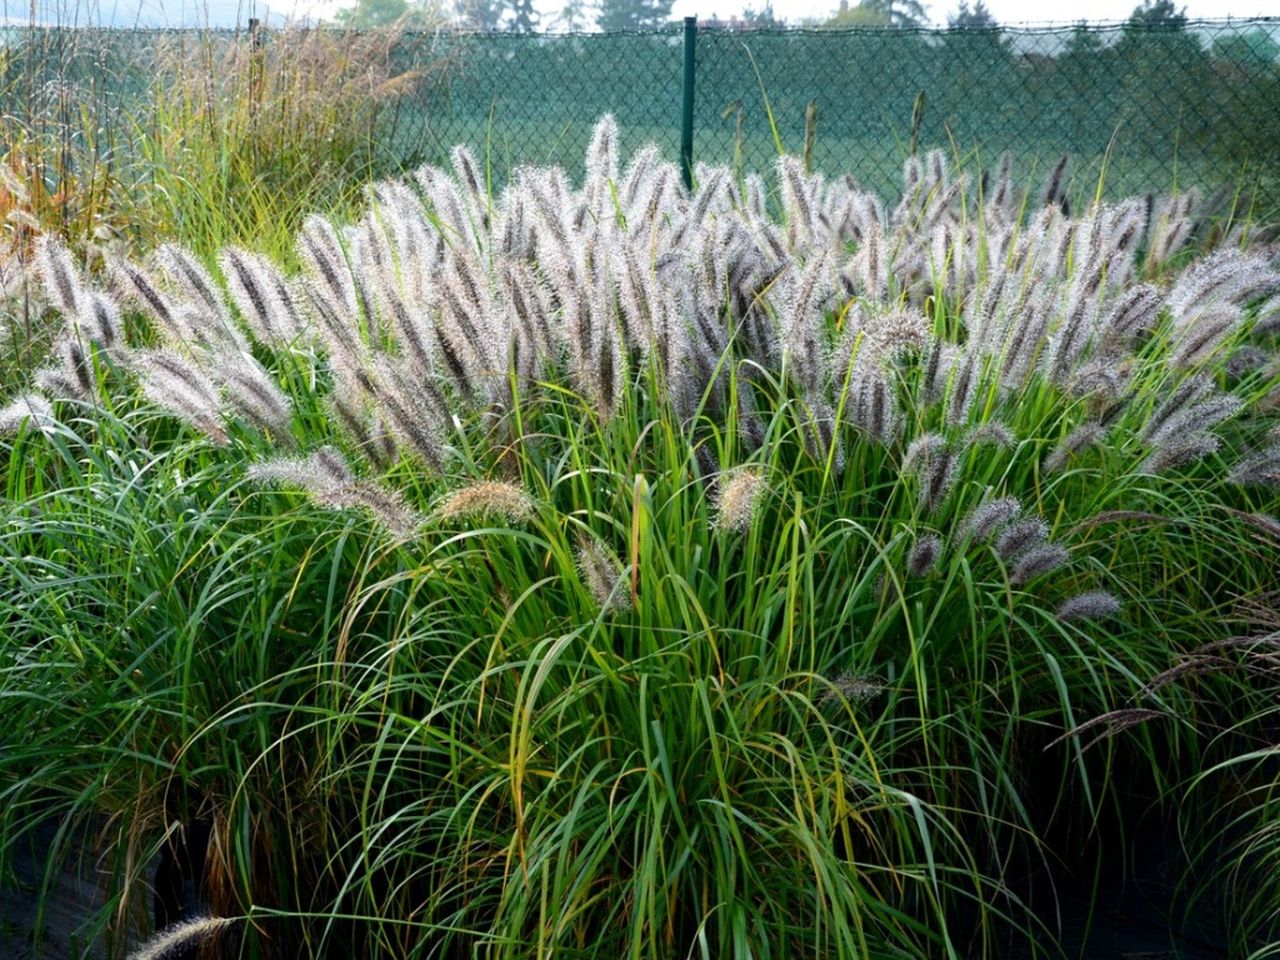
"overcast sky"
7,0,1278,29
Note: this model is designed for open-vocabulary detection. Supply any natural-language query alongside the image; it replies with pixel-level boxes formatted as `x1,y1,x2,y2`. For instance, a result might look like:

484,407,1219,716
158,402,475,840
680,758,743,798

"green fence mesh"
2,19,1278,202
396,20,1280,200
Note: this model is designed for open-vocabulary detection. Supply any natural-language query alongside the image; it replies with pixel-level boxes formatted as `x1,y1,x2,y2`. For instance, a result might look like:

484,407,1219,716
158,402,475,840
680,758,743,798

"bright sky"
8,0,1278,29
675,0,1280,25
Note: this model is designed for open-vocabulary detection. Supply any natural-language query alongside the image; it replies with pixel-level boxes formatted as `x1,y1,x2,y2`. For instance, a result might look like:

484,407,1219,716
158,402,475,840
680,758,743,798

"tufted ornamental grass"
1,126,1279,958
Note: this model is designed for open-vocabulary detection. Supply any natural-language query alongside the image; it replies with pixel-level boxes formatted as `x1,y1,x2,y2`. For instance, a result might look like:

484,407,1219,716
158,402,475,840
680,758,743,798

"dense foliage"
1,117,1279,959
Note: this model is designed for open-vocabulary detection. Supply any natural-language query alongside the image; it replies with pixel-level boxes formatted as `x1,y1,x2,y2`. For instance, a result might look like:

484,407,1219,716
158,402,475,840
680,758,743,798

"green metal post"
680,16,697,192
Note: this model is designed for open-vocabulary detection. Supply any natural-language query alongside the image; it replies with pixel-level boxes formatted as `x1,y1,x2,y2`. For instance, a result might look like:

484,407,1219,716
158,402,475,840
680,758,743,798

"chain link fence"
400,19,1280,202
2,19,1278,204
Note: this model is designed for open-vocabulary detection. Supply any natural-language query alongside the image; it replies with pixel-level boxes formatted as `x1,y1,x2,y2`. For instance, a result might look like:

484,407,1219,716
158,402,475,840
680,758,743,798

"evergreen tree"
510,0,539,31
948,0,996,29
334,0,439,27
556,0,594,30
860,0,929,28
1064,19,1104,55
825,1,891,27
740,2,783,27
455,0,510,30
596,0,675,31
1125,0,1186,29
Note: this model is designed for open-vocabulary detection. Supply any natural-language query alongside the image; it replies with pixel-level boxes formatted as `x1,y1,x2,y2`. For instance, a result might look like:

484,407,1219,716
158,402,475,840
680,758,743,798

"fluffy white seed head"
714,467,768,534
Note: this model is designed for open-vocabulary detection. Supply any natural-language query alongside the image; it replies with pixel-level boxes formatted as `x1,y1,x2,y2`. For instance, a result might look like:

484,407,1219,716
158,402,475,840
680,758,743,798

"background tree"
1117,0,1202,58
454,0,508,29
509,0,539,31
596,0,675,31
334,0,441,28
1211,28,1280,68
555,0,594,29
948,0,996,29
1064,19,1104,55
1125,0,1187,29
824,0,889,27
739,2,784,28
861,0,928,28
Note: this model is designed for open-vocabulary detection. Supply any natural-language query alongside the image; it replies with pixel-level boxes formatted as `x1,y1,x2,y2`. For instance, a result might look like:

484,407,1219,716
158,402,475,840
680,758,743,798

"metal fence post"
680,16,697,192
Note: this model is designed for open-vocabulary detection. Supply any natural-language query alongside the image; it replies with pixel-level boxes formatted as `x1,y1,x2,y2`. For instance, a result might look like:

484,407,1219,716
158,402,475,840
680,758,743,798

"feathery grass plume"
1140,374,1213,443
220,247,308,346
1170,303,1240,367
737,267,786,369
415,164,478,251
1045,290,1098,385
946,349,980,427
505,259,555,358
963,496,1022,542
0,392,55,434
1144,188,1198,270
155,244,245,349
1038,154,1070,212
1169,248,1278,325
1001,302,1051,388
831,302,868,387
249,446,421,536
781,250,831,396
576,534,629,612
619,143,661,212
1056,590,1122,622
435,286,502,399
450,144,490,233
126,915,234,960
1067,358,1129,405
584,113,620,216
34,338,99,401
365,356,446,472
215,354,294,441
964,421,1015,450
1229,444,1280,489
1254,292,1280,335
1043,421,1105,474
374,180,437,276
907,533,943,577
778,155,816,250
903,433,957,513
984,150,1016,222
1145,393,1242,449
128,349,228,444
297,214,360,329
866,306,930,360
379,281,433,380
327,387,387,464
851,370,899,445
851,219,888,302
113,259,186,344
1140,432,1221,474
617,244,660,350
78,291,122,350
995,517,1049,561
36,234,83,317
713,467,767,534
1046,708,1166,753
339,480,423,538
435,480,534,526
819,673,885,706
920,337,953,404
1225,345,1269,382
1011,542,1071,585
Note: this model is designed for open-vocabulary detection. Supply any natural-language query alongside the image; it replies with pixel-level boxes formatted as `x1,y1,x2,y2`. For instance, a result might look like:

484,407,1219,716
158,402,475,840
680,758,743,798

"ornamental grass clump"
2,117,1280,959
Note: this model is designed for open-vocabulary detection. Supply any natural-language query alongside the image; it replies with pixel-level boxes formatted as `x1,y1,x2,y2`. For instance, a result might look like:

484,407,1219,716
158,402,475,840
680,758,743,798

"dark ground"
1,818,1232,959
